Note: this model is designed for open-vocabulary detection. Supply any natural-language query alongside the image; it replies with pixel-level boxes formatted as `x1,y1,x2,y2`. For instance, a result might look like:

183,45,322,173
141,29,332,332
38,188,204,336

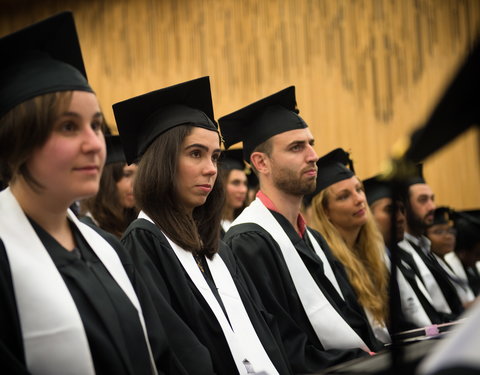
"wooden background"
1,0,479,209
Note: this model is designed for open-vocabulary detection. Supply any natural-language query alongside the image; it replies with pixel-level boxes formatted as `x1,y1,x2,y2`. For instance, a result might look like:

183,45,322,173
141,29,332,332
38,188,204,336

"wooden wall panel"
1,0,479,209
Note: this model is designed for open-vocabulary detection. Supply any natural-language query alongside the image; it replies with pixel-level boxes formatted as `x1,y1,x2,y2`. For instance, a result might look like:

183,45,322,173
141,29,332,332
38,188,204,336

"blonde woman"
308,148,390,344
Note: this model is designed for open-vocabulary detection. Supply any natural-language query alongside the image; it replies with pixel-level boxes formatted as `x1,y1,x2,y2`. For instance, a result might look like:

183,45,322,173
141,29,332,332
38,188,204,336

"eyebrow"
286,138,314,148
59,111,103,119
185,143,221,153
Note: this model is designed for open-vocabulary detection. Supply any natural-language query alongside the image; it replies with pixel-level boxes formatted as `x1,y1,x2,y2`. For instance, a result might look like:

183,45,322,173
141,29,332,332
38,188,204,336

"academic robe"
0,217,196,375
224,210,381,374
397,248,445,325
399,237,464,318
121,218,293,375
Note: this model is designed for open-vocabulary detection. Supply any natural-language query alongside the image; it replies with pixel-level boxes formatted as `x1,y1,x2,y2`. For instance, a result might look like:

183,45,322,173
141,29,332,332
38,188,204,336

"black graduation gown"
224,210,380,374
405,240,464,318
0,219,208,375
121,218,293,375
394,248,445,327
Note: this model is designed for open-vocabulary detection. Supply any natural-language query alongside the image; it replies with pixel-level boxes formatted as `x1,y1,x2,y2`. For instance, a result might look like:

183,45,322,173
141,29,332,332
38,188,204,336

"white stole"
384,254,433,329
0,188,157,375
435,253,475,305
138,211,278,375
398,238,452,314
230,198,370,352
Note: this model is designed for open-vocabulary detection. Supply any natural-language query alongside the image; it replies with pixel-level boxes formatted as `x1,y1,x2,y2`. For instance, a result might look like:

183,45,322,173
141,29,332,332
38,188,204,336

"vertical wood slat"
0,0,478,209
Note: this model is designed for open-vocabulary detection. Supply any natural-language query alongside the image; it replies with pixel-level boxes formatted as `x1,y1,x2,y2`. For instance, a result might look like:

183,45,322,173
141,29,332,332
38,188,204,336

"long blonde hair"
309,187,389,325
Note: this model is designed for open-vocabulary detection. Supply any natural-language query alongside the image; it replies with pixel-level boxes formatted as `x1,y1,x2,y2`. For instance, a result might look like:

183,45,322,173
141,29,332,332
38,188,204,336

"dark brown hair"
0,91,73,189
81,162,138,238
134,125,224,258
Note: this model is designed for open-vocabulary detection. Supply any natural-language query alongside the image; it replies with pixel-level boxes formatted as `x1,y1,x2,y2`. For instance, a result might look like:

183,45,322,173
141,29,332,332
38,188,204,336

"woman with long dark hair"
115,77,292,375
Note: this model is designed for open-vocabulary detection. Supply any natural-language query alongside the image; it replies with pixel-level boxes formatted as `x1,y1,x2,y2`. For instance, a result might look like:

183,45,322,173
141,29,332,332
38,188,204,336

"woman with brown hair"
80,135,138,237
115,77,292,375
307,148,390,344
218,148,249,237
0,12,199,375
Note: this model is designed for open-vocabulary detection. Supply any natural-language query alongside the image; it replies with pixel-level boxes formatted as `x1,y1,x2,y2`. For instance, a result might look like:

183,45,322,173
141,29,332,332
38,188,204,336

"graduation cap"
363,175,393,206
303,148,355,207
218,86,308,162
0,11,92,118
113,77,217,164
452,209,480,251
404,37,480,163
429,206,453,227
404,163,425,187
219,148,245,171
105,135,126,165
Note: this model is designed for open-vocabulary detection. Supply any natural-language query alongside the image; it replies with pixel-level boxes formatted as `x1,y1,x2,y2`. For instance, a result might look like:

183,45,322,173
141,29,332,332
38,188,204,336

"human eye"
190,149,201,158
57,120,78,133
212,152,221,163
91,119,103,132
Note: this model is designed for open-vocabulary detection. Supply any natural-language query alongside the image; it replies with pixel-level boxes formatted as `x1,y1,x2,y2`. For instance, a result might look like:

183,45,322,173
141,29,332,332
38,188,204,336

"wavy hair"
309,187,389,325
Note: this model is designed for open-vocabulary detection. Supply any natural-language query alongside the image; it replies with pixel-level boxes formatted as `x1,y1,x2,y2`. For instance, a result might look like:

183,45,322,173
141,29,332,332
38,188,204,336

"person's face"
176,127,221,213
426,224,456,257
225,169,248,210
267,128,318,196
26,91,105,204
116,164,137,208
325,176,368,232
407,183,436,229
370,197,406,244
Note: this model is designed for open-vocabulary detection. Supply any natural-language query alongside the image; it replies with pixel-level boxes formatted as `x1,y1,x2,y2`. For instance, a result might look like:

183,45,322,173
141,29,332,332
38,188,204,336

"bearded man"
219,87,383,374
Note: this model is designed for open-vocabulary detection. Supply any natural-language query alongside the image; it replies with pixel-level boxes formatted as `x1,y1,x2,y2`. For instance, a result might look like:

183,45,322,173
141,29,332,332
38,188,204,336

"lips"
354,208,366,217
197,184,212,193
74,165,100,173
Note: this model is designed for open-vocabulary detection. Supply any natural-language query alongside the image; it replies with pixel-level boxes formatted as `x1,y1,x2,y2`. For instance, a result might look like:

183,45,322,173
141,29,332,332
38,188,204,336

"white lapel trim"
0,188,95,375
398,239,452,314
69,212,158,374
231,199,370,351
138,211,278,375
384,254,433,328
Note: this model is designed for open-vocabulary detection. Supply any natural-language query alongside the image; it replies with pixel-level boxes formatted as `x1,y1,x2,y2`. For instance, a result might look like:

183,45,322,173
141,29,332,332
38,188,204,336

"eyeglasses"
429,228,457,236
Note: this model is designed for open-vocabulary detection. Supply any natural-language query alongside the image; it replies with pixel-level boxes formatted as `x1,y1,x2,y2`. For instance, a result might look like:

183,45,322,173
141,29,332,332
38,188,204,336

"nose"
82,126,104,155
203,158,217,176
306,144,319,163
354,190,366,205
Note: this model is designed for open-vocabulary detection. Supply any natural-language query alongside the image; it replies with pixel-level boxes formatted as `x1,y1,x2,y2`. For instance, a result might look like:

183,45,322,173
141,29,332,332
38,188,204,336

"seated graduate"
218,148,249,237
114,77,292,375
0,12,202,375
220,88,380,374
363,175,445,330
426,207,476,307
446,210,480,297
307,149,391,344
80,135,139,238
397,165,464,320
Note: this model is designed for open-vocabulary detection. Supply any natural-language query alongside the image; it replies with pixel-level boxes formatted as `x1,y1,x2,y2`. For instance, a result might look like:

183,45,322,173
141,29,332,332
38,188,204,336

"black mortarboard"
404,163,426,187
219,148,245,171
0,11,92,118
303,148,355,206
105,135,126,165
405,37,480,162
363,175,393,205
218,86,307,162
452,209,480,250
113,76,217,164
429,206,453,227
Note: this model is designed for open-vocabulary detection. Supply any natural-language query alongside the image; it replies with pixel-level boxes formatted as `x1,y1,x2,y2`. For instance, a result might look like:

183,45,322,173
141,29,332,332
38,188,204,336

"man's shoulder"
224,221,273,241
